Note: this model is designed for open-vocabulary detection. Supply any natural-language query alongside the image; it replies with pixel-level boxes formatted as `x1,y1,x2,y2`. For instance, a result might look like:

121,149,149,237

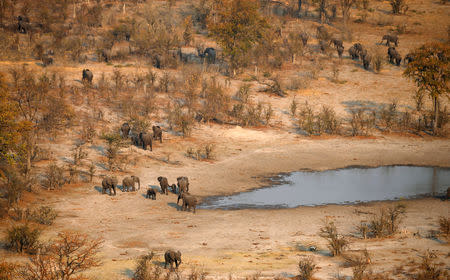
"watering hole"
199,166,450,209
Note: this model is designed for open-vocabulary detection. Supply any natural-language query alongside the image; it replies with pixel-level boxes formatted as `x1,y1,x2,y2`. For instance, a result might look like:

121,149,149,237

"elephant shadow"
167,202,181,211
152,260,166,268
93,186,103,193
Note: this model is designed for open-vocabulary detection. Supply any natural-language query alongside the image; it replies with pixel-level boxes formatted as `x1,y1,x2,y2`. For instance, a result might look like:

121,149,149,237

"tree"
339,0,357,24
21,231,103,280
404,43,449,135
208,0,269,75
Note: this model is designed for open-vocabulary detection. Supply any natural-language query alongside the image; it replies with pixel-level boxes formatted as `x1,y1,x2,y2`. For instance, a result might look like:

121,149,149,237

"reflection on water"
200,166,450,209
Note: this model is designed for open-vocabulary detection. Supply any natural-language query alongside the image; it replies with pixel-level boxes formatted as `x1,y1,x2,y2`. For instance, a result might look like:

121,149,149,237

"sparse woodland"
0,0,449,279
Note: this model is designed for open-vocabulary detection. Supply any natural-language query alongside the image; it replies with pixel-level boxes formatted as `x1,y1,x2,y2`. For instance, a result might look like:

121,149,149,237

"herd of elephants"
100,123,189,269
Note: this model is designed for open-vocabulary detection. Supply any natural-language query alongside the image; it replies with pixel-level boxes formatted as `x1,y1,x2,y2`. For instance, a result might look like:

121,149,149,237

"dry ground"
1,0,450,279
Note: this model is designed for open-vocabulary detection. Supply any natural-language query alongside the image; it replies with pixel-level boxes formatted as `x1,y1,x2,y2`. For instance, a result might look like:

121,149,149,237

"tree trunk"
433,96,439,135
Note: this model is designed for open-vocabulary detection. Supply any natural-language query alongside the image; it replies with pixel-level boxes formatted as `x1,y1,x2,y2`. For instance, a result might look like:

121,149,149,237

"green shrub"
6,224,40,253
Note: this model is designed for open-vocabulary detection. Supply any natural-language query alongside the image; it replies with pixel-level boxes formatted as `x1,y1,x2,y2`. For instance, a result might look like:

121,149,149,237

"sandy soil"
1,0,450,278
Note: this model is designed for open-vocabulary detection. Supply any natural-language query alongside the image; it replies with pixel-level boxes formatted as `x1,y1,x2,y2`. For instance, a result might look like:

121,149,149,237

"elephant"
337,45,344,58
146,188,156,200
388,47,402,66
130,131,141,146
152,126,162,143
102,176,118,195
121,123,130,138
177,192,189,205
316,25,329,40
139,132,152,151
170,184,177,193
404,53,414,64
17,16,30,34
300,32,309,46
82,69,93,84
164,250,181,269
157,176,170,195
177,176,189,194
122,175,140,192
348,45,359,60
330,38,343,49
319,40,328,52
42,56,53,67
200,47,216,64
362,53,371,70
380,34,398,47
178,193,197,213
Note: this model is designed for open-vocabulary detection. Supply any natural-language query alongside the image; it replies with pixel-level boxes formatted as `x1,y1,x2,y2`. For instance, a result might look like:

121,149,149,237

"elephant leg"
113,186,116,195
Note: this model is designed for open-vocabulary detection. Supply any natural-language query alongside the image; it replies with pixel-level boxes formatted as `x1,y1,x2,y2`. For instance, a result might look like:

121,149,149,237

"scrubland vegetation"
0,0,449,278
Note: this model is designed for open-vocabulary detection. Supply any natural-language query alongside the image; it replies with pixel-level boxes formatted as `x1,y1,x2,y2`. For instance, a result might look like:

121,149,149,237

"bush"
134,252,162,280
21,231,103,280
319,220,348,256
414,250,448,280
42,163,65,190
438,216,449,238
29,206,57,226
6,224,40,253
298,257,316,280
390,0,408,14
0,261,19,280
367,205,406,238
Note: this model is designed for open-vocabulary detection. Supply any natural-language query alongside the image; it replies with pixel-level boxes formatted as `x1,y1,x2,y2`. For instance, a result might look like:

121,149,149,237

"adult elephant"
102,176,117,195
82,69,93,84
380,34,398,47
330,38,343,49
348,45,359,60
177,176,189,194
362,53,371,70
139,132,152,151
337,45,344,58
122,175,140,192
152,126,162,143
164,250,181,269
178,193,198,213
121,123,130,139
388,47,402,66
202,47,216,64
157,176,170,195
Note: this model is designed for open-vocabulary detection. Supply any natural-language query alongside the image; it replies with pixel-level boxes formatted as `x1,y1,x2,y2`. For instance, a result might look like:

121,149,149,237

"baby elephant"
164,250,181,269
146,188,156,200
157,176,170,195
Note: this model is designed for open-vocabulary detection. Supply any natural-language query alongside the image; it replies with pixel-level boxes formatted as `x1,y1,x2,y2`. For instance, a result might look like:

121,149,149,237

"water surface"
200,166,450,209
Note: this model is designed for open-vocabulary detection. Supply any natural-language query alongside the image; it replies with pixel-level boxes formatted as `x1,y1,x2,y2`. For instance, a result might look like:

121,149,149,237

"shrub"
235,84,250,104
29,206,57,226
0,261,19,280
350,109,375,136
390,0,408,14
372,48,384,73
438,216,449,238
414,250,448,280
187,265,208,280
6,224,40,253
344,249,371,280
42,163,65,190
319,220,348,256
22,231,103,280
368,205,406,238
298,257,316,280
380,101,398,130
134,252,162,280
290,98,298,117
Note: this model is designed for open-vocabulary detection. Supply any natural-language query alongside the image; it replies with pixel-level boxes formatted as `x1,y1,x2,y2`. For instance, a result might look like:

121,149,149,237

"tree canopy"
404,42,449,134
208,0,269,75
